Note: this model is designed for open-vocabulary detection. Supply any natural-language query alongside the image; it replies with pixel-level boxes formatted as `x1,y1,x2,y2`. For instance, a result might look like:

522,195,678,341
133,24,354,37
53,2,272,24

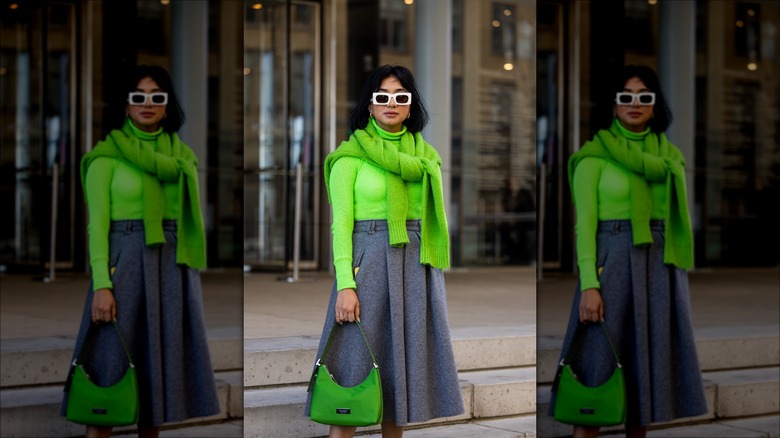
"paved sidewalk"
0,269,244,340
0,266,536,342
538,267,780,337
243,266,536,339
2,266,775,341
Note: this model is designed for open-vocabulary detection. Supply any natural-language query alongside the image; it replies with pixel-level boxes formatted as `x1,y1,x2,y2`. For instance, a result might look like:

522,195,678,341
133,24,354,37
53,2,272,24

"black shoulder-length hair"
595,64,673,133
109,64,186,133
350,65,430,133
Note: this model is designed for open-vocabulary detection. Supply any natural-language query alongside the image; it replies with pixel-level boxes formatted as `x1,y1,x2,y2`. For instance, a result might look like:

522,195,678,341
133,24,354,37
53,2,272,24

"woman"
550,65,708,437
305,65,465,437
62,65,220,437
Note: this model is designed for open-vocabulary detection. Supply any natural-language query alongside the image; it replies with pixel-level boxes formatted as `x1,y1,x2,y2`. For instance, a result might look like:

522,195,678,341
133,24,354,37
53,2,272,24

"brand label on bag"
580,408,595,415
336,408,351,415
92,408,108,415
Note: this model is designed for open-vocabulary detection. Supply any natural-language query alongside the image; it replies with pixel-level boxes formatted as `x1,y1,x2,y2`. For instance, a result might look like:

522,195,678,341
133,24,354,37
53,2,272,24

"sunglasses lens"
639,94,653,105
396,94,410,104
151,94,166,104
617,94,633,105
374,94,389,104
130,94,145,104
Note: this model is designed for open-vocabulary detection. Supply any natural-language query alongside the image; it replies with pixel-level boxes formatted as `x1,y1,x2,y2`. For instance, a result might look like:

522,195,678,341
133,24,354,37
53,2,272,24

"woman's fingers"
91,289,117,323
578,288,603,324
335,288,360,324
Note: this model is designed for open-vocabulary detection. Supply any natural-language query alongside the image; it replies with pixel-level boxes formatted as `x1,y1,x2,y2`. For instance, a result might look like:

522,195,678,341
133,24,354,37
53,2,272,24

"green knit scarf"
80,118,206,269
324,122,450,269
568,118,693,269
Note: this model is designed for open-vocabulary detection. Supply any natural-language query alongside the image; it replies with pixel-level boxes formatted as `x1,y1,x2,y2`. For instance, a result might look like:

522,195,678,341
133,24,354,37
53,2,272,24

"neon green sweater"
572,123,667,290
329,120,423,290
85,123,179,290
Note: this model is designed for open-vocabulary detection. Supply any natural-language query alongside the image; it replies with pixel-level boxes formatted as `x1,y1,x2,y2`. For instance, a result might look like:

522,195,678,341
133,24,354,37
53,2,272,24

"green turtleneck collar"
613,118,651,140
126,118,163,140
370,116,407,140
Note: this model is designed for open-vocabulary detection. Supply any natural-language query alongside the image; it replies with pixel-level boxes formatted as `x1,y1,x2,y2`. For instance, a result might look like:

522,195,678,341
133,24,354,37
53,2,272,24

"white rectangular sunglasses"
128,92,168,106
615,92,655,106
372,92,412,106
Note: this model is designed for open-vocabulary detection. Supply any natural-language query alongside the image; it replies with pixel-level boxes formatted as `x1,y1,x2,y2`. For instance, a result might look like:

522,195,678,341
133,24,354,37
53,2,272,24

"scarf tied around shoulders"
567,119,693,269
324,122,450,269
80,119,206,269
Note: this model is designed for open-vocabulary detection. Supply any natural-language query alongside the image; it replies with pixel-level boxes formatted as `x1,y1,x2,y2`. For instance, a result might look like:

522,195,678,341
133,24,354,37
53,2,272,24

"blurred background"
0,0,245,274
244,0,537,272
1,0,537,279
537,0,780,276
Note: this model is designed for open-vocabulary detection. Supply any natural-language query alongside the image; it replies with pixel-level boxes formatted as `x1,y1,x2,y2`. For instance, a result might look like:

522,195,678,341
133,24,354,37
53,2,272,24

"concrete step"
541,414,780,437
245,325,535,387
363,414,536,437
244,366,536,437
0,327,242,388
537,325,780,384
644,414,780,437
0,371,243,438
115,420,244,437
536,366,779,437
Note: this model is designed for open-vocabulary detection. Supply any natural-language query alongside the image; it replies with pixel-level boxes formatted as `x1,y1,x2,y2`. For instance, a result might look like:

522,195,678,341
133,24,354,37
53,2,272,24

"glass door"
0,1,78,272
244,0,321,269
537,1,566,273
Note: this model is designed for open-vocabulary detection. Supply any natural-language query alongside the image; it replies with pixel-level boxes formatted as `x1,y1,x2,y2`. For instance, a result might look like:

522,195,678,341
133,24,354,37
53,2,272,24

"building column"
171,1,209,230
659,2,696,239
415,0,453,229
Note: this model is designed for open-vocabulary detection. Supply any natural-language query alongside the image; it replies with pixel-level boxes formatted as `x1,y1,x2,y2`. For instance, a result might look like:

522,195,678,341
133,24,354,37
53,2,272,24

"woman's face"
369,75,411,133
126,76,167,133
614,76,654,133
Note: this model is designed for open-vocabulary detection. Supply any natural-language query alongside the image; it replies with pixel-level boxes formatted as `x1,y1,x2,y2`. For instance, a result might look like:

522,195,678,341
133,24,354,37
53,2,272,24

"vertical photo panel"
537,1,780,437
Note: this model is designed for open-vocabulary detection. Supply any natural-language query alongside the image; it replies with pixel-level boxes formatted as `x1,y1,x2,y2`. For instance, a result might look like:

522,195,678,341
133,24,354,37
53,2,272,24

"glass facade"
452,1,537,266
696,1,779,265
244,0,321,270
0,0,244,274
243,0,536,272
1,1,79,272
6,0,773,277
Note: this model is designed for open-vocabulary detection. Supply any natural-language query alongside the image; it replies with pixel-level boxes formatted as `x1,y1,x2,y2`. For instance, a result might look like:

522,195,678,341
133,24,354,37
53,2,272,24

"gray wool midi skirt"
549,220,708,427
305,220,465,426
61,220,221,426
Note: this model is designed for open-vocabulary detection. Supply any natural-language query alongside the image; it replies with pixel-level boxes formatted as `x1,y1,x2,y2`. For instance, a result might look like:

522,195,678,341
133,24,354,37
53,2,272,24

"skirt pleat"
305,220,465,426
62,220,221,427
549,220,708,426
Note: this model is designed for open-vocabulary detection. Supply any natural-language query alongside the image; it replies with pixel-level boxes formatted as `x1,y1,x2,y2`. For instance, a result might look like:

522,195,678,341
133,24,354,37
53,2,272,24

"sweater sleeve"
85,157,116,291
329,157,360,291
573,157,602,291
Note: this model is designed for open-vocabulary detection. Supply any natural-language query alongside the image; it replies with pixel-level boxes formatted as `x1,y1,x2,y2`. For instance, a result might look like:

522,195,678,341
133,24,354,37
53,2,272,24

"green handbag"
65,321,140,426
308,321,383,427
552,320,627,426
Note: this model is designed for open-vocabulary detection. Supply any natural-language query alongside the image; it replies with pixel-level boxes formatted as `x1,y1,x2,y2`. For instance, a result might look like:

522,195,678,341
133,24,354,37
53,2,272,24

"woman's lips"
383,112,398,117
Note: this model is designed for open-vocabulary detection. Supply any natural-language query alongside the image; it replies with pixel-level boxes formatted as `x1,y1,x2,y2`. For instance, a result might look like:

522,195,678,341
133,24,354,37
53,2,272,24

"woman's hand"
335,288,360,324
92,289,116,323
579,288,603,323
